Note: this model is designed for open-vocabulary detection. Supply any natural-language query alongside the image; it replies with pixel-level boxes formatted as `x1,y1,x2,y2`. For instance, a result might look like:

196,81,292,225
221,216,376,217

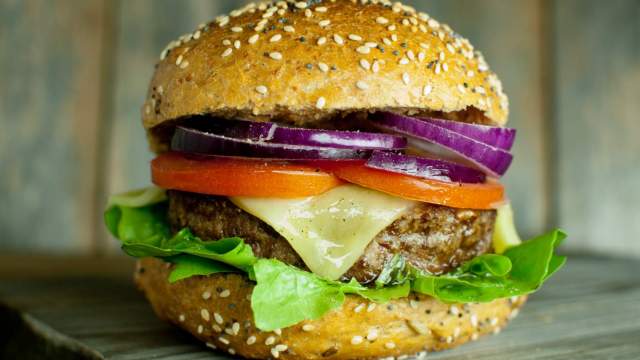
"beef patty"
167,190,496,283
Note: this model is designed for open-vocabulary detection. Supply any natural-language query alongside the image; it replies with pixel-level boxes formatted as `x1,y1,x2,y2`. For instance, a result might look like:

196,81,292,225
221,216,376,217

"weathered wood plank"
102,0,251,253
0,0,108,254
405,0,548,237
553,0,640,257
1,255,638,359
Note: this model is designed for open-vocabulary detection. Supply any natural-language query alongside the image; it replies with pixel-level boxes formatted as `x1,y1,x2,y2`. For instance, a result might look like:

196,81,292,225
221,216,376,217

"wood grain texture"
1,255,639,359
0,0,108,254
102,0,250,253
407,0,548,237
553,0,640,257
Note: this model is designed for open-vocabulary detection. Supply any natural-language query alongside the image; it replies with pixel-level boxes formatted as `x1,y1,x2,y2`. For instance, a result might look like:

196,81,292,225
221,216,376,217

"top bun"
143,0,509,149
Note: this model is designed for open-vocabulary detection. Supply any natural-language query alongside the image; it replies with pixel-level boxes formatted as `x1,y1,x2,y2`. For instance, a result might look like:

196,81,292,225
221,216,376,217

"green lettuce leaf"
105,191,566,331
168,255,237,283
411,230,566,303
251,259,409,330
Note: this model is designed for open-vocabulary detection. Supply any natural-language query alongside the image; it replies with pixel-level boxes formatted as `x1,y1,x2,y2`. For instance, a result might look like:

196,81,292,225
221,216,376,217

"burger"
104,1,566,359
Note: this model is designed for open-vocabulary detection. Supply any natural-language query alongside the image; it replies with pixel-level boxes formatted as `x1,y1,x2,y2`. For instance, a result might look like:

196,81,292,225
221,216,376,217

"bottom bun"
135,258,526,360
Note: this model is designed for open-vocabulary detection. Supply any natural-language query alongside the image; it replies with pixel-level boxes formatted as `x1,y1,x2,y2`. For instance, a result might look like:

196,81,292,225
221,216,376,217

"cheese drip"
231,185,414,280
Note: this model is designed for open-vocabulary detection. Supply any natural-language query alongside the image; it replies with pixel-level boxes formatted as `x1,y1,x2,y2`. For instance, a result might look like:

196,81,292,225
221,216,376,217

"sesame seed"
295,1,307,9
391,34,398,42
270,34,282,42
223,39,231,46
274,328,282,336
221,48,233,57
275,344,288,352
385,342,396,349
354,303,365,313
348,34,362,41
447,43,455,54
366,328,378,341
247,335,257,345
213,325,222,332
271,348,280,358
509,309,520,320
490,317,499,326
231,26,243,33
439,51,445,61
449,305,460,316
302,324,315,332
316,6,327,12
219,289,231,298
407,50,415,61
228,348,236,355
446,336,453,344
351,336,363,345
193,30,201,40
247,34,259,45
453,327,461,337
202,291,211,300
359,59,371,70
458,84,466,93
365,41,378,48
197,325,203,334
179,314,185,322
356,46,370,54
319,19,331,27
382,38,392,46
356,81,369,90
442,63,449,72
435,63,441,74
423,84,432,96
402,19,410,26
372,60,380,73
410,299,419,309
316,97,326,109
428,19,439,28
333,34,344,45
201,309,210,321
402,72,410,85
317,37,327,46
471,333,479,341
232,322,240,335
265,336,276,345
284,25,295,33
367,303,377,312
388,24,397,31
214,312,224,324
420,42,429,49
399,57,409,65
206,342,216,350
479,63,489,72
269,52,283,60
176,55,183,65
224,327,234,335
219,336,230,345
470,314,479,327
234,40,241,49
318,62,329,73
467,70,475,77
376,16,389,24
418,51,426,62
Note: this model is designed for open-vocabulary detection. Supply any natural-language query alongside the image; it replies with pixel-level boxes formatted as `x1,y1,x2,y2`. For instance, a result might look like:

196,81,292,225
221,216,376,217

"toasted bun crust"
143,0,508,149
136,258,525,359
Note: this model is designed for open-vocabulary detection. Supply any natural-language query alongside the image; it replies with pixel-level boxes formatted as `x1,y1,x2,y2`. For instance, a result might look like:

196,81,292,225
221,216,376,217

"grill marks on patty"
167,190,495,284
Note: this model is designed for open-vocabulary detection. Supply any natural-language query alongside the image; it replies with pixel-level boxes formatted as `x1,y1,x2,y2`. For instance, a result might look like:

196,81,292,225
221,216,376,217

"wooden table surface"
1,254,639,360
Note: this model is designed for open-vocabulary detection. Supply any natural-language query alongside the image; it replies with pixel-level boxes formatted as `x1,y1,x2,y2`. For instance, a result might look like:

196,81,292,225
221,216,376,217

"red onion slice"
188,118,406,150
372,113,513,177
172,126,373,160
269,126,406,150
366,151,486,183
419,116,516,150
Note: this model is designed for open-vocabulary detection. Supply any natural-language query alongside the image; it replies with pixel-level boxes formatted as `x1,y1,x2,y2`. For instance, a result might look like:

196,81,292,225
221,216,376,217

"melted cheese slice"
230,185,415,280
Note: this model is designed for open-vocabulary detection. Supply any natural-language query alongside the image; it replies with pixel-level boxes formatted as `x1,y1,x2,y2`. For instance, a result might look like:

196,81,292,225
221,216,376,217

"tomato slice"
315,161,505,209
151,152,342,198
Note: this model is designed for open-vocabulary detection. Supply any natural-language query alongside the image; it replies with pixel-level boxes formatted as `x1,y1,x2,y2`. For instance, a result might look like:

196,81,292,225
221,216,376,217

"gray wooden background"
1,0,638,258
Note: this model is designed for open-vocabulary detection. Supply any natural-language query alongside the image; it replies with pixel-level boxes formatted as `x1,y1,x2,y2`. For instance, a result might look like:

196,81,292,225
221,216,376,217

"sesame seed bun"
143,0,509,151
136,258,526,360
